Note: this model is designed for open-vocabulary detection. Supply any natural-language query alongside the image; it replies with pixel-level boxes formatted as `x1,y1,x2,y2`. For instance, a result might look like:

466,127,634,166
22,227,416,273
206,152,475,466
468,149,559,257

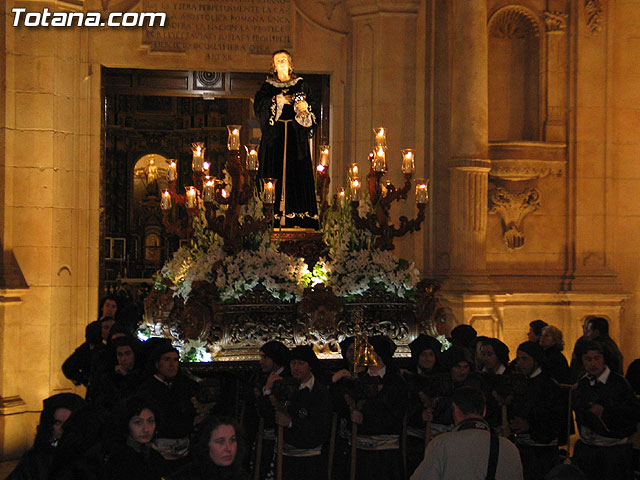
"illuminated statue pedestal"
145,279,442,363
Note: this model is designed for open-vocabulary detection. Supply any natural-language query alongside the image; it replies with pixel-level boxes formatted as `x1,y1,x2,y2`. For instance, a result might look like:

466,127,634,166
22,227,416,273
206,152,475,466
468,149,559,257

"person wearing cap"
572,340,640,480
8,393,85,480
404,334,442,475
272,345,331,480
349,335,408,480
252,340,291,480
137,342,199,472
509,341,563,480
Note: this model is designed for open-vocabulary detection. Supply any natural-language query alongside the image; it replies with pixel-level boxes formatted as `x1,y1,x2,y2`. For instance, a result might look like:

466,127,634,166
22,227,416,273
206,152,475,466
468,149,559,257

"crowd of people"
7,297,640,480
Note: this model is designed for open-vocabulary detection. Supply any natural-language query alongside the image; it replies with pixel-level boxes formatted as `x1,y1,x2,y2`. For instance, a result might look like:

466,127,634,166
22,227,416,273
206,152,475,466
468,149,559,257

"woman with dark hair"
168,416,249,480
8,393,85,480
105,396,167,480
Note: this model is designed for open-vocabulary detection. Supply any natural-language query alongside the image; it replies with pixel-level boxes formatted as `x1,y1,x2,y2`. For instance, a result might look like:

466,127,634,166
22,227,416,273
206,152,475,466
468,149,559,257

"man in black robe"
254,50,319,229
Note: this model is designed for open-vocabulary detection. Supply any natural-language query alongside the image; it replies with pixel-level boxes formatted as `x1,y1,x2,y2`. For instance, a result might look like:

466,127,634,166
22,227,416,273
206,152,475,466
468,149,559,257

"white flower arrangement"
318,192,420,301
318,249,420,301
178,338,213,362
213,241,307,303
155,187,307,303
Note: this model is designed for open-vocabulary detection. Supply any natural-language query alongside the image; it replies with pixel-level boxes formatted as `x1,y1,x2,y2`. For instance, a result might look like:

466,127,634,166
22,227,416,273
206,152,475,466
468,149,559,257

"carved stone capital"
585,0,605,34
489,186,541,250
544,11,568,32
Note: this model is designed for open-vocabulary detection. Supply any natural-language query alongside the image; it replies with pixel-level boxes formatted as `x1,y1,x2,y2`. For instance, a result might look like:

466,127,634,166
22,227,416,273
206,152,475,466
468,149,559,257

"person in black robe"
509,341,564,480
104,395,167,480
572,340,640,480
254,49,319,229
7,393,85,480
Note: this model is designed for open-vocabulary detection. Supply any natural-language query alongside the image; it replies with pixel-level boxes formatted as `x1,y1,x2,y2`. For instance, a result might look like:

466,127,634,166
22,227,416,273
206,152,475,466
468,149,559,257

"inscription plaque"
142,0,292,61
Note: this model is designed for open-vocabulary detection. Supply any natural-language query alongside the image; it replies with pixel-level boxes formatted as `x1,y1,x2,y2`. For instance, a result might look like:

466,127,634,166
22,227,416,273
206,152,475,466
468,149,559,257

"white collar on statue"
266,76,303,88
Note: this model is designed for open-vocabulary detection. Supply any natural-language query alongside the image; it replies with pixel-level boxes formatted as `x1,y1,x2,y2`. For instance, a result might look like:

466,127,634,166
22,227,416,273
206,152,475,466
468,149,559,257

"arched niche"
488,6,542,142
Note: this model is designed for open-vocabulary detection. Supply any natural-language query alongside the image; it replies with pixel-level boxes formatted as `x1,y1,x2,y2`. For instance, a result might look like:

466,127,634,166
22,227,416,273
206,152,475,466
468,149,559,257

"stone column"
448,0,491,282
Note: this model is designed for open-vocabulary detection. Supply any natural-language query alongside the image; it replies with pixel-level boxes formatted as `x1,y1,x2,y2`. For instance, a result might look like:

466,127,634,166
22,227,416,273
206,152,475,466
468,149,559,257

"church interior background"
1,0,640,461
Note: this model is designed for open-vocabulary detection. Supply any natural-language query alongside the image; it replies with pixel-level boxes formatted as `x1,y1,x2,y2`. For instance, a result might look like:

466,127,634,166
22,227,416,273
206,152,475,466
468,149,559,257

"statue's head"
271,49,294,80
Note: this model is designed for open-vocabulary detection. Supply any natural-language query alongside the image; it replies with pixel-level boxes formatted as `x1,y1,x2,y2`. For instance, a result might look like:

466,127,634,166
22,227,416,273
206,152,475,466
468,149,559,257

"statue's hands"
276,93,292,107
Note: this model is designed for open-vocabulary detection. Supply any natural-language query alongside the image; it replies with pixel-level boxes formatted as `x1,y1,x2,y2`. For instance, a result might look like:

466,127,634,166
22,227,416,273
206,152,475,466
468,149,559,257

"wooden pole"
253,417,264,480
328,413,337,480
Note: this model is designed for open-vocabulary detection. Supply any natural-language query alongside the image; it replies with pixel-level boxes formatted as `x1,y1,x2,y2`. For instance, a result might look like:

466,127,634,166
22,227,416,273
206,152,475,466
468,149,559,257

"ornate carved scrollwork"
544,11,569,32
296,285,343,353
489,186,541,250
585,0,604,34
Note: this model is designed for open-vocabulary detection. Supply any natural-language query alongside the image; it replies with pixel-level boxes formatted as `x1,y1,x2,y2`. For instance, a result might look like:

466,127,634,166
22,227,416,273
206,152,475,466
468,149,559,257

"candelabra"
348,127,429,251
160,125,276,254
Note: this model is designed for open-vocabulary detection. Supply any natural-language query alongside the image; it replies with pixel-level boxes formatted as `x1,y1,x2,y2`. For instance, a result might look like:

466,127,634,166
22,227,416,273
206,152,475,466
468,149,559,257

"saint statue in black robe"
254,50,319,229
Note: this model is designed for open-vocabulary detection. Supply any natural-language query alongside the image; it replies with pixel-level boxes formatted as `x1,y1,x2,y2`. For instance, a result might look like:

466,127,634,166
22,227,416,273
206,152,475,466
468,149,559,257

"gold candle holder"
167,160,177,182
191,143,206,172
373,126,386,148
245,144,259,171
350,178,361,201
160,190,172,210
401,149,415,174
185,186,197,208
226,125,241,151
263,178,277,204
415,179,429,204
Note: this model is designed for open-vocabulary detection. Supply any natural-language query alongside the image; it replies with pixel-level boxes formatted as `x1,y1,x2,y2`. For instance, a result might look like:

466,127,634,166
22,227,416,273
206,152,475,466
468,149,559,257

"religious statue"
254,50,319,228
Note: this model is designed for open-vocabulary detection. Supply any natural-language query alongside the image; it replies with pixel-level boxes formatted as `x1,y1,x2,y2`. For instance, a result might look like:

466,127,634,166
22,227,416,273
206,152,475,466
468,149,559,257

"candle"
202,161,210,176
319,145,330,167
401,149,415,174
191,143,206,172
185,186,197,208
415,179,429,204
350,178,361,201
336,187,346,207
373,126,386,148
167,160,177,182
263,178,277,204
245,144,259,171
373,147,386,172
227,125,242,151
349,162,359,180
160,190,172,210
203,177,215,203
